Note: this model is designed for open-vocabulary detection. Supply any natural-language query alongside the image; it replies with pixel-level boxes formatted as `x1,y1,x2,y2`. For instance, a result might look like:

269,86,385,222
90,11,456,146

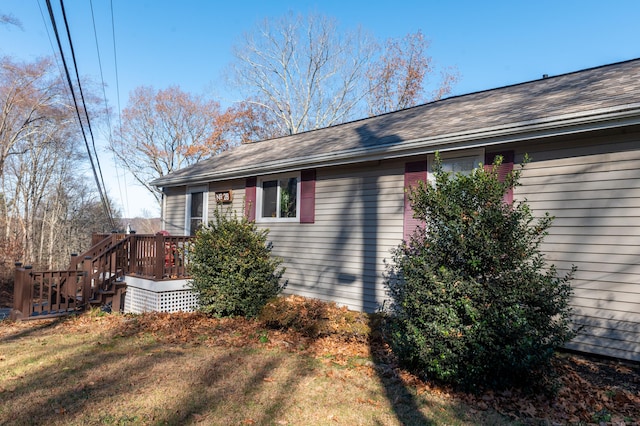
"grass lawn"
0,303,638,425
0,310,510,426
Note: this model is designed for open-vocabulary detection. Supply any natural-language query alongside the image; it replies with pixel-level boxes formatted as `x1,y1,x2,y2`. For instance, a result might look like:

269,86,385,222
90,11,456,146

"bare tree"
230,14,458,136
0,55,111,267
230,13,377,136
4,99,80,265
0,57,69,180
366,30,459,116
0,56,72,266
226,100,282,143
109,86,243,204
58,179,119,258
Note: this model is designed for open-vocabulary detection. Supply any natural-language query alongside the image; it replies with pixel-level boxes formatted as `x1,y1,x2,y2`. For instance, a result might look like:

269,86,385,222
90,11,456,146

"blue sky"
1,0,639,218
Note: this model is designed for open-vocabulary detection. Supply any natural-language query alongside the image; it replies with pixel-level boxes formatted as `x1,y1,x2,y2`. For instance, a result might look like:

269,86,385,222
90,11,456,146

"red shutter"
245,177,257,221
404,160,427,241
485,151,514,204
300,169,316,223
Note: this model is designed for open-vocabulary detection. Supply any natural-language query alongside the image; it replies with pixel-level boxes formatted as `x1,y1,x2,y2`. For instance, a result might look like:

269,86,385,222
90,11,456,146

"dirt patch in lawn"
0,302,639,425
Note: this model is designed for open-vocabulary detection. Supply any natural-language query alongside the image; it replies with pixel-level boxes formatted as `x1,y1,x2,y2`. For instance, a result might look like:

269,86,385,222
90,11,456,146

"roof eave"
152,104,640,188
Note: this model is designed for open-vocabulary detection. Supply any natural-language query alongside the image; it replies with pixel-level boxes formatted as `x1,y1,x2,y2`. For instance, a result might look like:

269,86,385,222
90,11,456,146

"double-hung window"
404,149,484,240
186,186,208,235
257,173,300,222
427,149,484,184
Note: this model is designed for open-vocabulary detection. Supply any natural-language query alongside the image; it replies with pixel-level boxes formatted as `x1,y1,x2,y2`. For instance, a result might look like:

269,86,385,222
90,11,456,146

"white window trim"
161,190,167,232
427,148,484,184
185,185,209,234
256,172,301,223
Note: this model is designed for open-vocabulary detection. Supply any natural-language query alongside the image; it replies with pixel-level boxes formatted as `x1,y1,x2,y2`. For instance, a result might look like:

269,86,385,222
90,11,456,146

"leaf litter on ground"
1,296,638,424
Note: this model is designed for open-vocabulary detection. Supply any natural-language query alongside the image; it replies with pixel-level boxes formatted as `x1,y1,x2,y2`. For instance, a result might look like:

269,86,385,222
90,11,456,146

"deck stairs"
11,233,193,321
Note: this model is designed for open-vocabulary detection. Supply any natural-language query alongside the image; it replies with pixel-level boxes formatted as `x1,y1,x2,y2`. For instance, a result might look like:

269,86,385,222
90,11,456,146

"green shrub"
187,208,286,318
384,153,576,390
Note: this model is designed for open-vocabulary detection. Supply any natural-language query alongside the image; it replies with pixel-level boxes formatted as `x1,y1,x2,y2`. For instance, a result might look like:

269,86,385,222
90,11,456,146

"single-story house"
152,58,640,363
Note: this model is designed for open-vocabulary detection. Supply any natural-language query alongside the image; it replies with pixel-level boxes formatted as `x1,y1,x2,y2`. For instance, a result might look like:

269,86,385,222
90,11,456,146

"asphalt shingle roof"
152,58,640,187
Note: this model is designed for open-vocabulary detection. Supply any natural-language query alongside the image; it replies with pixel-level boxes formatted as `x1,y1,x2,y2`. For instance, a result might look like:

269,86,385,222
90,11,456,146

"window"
427,149,484,184
403,150,484,241
246,170,315,223
257,174,300,221
186,186,208,235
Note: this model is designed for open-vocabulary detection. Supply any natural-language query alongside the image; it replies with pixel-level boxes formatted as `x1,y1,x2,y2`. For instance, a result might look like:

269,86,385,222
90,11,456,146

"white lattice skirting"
123,276,198,314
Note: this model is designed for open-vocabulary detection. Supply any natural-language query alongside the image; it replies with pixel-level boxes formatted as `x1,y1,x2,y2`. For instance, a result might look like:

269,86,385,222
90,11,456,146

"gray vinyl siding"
161,165,405,312
256,160,405,312
163,186,187,235
160,132,640,362
163,182,246,235
206,179,246,220
517,134,640,362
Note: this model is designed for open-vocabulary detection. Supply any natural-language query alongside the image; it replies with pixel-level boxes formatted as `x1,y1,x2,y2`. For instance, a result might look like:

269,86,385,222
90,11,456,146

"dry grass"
0,309,509,426
2,299,638,425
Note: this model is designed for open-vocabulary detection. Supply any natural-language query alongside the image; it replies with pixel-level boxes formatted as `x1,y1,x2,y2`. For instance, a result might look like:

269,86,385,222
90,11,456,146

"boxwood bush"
384,154,576,390
187,208,286,318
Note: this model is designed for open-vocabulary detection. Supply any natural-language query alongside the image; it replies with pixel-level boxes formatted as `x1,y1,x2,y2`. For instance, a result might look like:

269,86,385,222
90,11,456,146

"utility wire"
110,0,123,134
109,0,130,217
58,0,115,227
44,0,116,230
36,0,66,83
89,0,128,219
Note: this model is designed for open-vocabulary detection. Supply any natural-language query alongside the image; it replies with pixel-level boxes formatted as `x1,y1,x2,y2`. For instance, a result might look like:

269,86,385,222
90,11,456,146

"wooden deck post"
69,253,79,270
10,263,23,320
129,235,138,275
82,256,93,307
20,266,33,318
10,264,33,320
154,233,165,279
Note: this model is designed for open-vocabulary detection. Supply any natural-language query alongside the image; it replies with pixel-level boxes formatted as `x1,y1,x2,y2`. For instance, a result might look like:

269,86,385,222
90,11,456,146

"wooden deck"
10,233,194,320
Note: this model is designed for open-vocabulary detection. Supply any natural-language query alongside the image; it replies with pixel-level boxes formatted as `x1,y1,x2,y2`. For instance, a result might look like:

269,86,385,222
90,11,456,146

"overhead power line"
109,0,131,218
45,0,116,230
88,0,130,219
59,0,113,221
88,0,129,219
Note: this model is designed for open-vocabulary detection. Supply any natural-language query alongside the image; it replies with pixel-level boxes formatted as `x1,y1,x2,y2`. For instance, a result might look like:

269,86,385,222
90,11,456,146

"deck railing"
12,266,88,319
10,233,194,320
128,234,192,279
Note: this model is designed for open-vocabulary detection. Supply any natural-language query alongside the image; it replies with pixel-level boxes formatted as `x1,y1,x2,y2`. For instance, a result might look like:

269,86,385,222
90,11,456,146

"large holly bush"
384,154,576,390
187,208,286,318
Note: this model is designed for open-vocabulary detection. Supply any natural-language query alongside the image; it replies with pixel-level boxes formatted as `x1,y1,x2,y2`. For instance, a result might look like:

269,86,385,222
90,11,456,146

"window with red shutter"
247,170,316,223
